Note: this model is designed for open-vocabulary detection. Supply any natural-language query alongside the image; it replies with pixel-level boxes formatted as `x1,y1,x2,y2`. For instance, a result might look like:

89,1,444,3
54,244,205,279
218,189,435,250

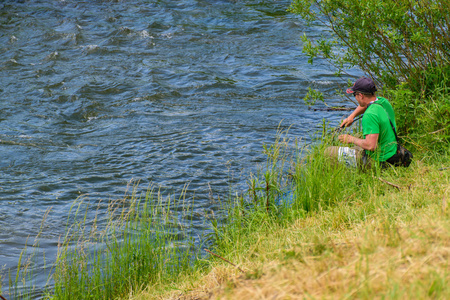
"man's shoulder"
362,106,379,123
363,100,387,123
366,101,384,114
370,97,393,112
377,97,393,107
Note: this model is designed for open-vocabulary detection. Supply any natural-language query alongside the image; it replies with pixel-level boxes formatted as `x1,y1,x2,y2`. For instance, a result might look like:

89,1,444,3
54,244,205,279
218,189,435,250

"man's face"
354,92,364,106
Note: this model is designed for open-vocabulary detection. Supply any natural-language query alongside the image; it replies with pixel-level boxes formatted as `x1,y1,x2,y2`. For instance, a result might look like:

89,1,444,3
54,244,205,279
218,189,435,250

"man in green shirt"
326,77,399,168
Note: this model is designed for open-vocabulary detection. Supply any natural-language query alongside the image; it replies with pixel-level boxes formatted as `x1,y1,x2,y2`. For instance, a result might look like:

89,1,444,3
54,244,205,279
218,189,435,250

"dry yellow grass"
184,216,448,299
169,217,449,299
130,164,450,300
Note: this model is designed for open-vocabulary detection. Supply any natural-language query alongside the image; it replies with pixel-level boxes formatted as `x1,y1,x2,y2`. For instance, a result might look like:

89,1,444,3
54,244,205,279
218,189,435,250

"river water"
0,0,356,295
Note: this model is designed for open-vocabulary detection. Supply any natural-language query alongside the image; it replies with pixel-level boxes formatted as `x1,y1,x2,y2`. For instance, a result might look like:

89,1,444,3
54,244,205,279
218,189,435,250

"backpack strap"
371,102,399,143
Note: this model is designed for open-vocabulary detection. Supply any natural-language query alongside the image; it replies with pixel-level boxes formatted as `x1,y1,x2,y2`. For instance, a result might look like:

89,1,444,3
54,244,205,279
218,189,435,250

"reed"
1,183,203,299
4,208,53,300
28,183,200,300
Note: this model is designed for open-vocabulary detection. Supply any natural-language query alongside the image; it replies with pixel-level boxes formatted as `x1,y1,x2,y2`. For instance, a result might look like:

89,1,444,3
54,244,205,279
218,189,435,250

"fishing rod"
333,114,363,134
304,114,364,147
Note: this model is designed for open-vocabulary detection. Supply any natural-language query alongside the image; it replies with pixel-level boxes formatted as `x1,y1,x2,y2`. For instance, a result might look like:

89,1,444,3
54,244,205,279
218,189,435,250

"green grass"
148,122,447,298
161,131,448,300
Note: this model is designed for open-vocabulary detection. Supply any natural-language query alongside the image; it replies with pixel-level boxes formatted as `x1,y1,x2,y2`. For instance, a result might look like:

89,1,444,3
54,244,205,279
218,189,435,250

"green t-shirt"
362,97,397,162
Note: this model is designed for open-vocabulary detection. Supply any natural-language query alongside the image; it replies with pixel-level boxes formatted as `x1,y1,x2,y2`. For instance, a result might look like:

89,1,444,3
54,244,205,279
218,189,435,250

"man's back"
362,97,397,161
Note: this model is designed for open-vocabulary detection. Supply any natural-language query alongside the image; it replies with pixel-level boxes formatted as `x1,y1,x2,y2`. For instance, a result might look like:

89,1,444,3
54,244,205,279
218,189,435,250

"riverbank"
5,127,448,300
128,142,450,299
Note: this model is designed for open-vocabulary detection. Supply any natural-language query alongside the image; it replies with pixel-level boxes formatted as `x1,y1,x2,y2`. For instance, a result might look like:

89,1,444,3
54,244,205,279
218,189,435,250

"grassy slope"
130,154,450,300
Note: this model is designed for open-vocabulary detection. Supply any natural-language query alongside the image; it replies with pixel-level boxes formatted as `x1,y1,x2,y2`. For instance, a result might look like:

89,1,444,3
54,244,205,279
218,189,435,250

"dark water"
0,0,356,294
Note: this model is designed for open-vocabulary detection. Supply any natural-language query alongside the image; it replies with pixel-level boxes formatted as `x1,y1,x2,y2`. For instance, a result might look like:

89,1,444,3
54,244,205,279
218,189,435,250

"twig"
428,128,446,135
310,106,354,111
0,294,7,300
204,249,245,273
377,177,402,190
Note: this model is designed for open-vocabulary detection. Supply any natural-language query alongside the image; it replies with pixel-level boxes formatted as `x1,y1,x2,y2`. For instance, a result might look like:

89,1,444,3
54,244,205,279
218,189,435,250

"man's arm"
340,105,366,127
338,133,379,151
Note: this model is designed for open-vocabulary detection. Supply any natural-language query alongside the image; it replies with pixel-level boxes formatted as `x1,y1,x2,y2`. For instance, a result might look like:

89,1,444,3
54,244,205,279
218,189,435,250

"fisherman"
325,77,400,168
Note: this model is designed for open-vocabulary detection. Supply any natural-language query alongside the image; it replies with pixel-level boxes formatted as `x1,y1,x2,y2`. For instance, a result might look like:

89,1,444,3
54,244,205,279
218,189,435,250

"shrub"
289,0,450,94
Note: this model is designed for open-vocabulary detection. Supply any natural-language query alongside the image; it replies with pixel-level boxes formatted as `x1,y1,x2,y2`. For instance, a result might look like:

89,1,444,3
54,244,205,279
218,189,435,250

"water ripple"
0,0,358,292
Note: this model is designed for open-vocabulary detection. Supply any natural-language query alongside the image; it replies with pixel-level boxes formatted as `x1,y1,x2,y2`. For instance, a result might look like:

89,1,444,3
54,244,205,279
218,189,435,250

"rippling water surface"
0,0,355,293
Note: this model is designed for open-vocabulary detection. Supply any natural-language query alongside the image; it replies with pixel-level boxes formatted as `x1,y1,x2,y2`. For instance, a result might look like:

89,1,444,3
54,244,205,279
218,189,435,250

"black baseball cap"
346,77,377,94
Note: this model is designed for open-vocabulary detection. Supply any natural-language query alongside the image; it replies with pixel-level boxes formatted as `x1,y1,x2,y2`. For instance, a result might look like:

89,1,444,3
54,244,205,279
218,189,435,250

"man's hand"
338,134,354,144
340,116,354,128
340,105,367,128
